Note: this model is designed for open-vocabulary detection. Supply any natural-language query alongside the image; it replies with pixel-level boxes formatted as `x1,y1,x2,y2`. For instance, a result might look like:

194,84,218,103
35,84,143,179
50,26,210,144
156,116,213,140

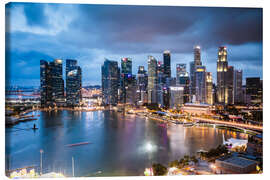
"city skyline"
5,3,262,86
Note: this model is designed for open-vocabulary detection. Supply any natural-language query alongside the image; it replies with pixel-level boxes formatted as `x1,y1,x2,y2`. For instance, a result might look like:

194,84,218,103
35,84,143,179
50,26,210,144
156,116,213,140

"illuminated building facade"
195,66,206,103
190,46,202,97
101,59,120,105
206,72,213,105
217,46,228,104
40,59,65,107
163,51,171,108
234,69,243,104
246,77,262,104
137,66,148,104
40,60,50,107
147,56,158,104
121,57,132,74
157,61,164,106
66,59,82,107
163,50,171,79
170,86,184,109
227,66,234,104
120,57,136,104
176,64,190,103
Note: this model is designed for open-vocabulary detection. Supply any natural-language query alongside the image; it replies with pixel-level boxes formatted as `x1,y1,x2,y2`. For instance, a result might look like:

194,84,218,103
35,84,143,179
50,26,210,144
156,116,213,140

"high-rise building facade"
163,51,171,108
157,61,164,106
40,59,65,107
163,50,171,79
50,59,65,104
176,64,187,85
195,66,206,103
137,66,148,104
176,63,190,103
189,61,195,100
206,72,213,105
246,77,262,104
40,60,50,107
227,66,234,104
101,59,120,105
147,56,158,104
194,46,202,66
121,57,132,74
217,46,228,104
66,59,82,107
170,86,184,109
190,46,202,98
120,57,135,104
234,69,243,104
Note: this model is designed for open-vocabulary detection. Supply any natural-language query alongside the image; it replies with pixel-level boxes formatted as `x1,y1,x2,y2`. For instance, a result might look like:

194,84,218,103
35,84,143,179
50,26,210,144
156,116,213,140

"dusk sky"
5,2,262,87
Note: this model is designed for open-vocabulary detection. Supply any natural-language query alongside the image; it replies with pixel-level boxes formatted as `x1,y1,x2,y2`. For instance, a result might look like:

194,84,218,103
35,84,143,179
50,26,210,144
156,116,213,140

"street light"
40,149,44,175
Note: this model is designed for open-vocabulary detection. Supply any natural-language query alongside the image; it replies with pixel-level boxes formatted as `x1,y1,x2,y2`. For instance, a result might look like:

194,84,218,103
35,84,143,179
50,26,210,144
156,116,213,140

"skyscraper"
121,57,132,74
189,61,195,100
157,61,164,106
66,59,82,107
40,59,65,107
195,66,206,103
227,66,234,104
176,64,190,103
176,64,187,85
137,66,148,104
101,59,120,105
40,60,49,107
206,72,213,105
246,77,262,104
147,56,158,104
217,46,228,104
163,50,171,79
50,59,65,104
194,46,202,66
120,57,134,104
190,46,202,98
234,69,243,104
169,86,184,109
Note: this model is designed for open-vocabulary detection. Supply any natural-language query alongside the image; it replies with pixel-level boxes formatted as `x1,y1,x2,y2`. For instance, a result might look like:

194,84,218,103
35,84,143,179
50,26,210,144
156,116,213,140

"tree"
168,160,179,167
191,155,198,164
152,163,168,176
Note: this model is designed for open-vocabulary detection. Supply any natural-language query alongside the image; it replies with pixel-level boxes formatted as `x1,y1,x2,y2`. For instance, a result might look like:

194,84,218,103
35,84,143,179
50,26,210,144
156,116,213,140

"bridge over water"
192,117,262,133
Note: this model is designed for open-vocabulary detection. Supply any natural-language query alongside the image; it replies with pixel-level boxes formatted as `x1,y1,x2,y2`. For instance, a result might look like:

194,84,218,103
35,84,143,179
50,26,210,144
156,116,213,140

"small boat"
66,142,91,147
183,123,194,127
32,124,38,130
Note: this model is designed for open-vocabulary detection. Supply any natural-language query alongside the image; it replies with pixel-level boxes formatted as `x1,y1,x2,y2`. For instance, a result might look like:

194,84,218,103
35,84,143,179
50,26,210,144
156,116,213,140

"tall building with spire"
217,46,228,104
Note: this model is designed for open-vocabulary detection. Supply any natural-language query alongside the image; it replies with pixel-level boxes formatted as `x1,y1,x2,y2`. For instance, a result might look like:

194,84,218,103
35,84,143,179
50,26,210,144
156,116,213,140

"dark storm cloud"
68,5,262,54
23,3,48,27
5,3,263,86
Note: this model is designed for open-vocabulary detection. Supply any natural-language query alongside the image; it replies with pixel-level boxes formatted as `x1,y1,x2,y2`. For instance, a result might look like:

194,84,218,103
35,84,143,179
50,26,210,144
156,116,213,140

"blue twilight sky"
5,3,262,87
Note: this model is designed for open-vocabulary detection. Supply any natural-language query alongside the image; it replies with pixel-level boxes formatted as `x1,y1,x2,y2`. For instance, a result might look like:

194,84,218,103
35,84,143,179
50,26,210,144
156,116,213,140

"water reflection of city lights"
145,142,156,152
